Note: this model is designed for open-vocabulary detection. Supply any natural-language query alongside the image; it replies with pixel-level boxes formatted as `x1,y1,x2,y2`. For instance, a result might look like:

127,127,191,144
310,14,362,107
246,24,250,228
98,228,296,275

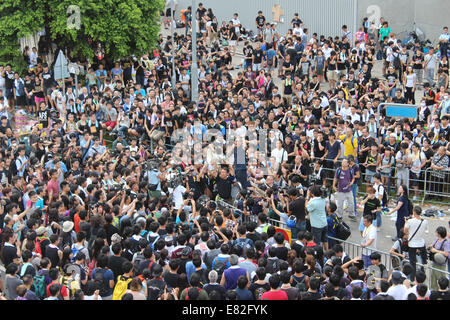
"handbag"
149,184,158,191
428,239,448,264
334,216,351,241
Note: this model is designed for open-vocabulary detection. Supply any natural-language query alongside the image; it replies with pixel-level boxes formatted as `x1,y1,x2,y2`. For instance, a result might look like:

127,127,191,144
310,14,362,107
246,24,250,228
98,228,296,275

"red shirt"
46,282,68,299
47,179,60,199
261,290,288,300
74,214,81,233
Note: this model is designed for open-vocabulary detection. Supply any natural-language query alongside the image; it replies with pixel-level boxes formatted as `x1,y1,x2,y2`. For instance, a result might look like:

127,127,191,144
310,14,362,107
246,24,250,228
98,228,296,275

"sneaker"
391,236,399,241
348,215,357,221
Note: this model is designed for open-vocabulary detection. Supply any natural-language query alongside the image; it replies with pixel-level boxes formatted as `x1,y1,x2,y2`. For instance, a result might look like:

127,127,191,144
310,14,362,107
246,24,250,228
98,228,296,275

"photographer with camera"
145,161,166,200
427,226,450,291
284,187,306,240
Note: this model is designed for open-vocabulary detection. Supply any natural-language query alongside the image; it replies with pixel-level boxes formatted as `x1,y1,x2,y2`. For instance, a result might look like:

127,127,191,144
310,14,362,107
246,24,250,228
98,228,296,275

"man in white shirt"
293,24,303,37
386,271,408,300
404,206,428,279
172,183,187,210
16,147,29,177
338,101,352,120
361,214,377,268
349,106,361,124
29,47,38,66
232,13,241,42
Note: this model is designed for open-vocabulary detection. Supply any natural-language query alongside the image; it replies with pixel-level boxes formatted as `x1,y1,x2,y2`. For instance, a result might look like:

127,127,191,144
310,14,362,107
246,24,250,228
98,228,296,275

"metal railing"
422,168,450,205
317,165,450,206
327,236,450,289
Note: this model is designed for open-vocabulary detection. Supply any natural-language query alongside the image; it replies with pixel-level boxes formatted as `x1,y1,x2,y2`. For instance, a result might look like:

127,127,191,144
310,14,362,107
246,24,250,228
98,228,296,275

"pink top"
47,179,59,197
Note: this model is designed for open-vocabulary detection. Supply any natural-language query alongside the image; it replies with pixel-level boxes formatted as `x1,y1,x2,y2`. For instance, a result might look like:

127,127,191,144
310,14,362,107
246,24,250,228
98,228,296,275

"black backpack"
93,268,109,297
213,257,228,278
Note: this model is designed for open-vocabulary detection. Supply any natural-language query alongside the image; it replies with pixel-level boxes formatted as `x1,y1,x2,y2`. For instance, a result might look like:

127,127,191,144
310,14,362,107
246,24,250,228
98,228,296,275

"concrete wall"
357,0,448,44
174,0,356,38
172,0,448,44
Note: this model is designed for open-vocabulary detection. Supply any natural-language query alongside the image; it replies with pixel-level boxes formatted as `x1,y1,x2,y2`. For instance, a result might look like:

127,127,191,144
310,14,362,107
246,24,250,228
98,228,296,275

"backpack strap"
408,219,424,242
397,239,403,254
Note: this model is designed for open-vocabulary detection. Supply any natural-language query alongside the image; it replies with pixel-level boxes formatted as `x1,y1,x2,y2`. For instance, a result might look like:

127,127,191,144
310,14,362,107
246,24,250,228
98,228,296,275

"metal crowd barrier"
327,236,450,289
317,164,450,205
422,168,450,205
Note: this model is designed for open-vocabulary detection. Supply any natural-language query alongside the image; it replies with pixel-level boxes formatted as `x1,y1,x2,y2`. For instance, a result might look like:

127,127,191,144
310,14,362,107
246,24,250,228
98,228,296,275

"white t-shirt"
339,106,352,120
173,185,186,209
408,151,426,174
405,217,427,248
322,47,332,60
386,284,408,300
405,73,416,88
361,224,377,256
271,147,288,163
424,54,437,69
232,18,241,33
293,27,303,36
350,112,361,123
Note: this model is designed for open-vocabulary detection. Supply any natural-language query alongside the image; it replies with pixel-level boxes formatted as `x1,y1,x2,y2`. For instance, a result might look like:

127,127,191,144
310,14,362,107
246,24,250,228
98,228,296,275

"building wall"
173,0,447,44
175,0,356,38
357,0,448,44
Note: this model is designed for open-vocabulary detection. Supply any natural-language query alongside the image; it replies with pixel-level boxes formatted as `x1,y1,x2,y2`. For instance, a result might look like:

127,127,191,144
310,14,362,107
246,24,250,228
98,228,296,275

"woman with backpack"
386,185,413,242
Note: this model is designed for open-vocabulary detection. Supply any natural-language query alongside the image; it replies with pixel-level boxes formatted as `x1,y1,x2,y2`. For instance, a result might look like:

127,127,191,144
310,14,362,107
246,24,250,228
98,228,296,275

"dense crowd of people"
0,3,449,300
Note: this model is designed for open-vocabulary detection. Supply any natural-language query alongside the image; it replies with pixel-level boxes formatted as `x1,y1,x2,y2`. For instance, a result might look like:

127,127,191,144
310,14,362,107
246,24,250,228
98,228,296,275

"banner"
383,103,418,118
14,111,38,136
274,227,292,244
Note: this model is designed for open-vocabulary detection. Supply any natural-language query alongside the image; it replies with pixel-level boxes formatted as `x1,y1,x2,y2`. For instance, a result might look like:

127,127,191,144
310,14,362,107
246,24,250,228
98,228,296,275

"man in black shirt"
286,188,306,239
40,63,54,105
4,64,15,108
216,166,235,201
291,13,303,29
1,231,20,266
255,11,266,37
108,243,128,282
392,89,407,104
252,42,264,72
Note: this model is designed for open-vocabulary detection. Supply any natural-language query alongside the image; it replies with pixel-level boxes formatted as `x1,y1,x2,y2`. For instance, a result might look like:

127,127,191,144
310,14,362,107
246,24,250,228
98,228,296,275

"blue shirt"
267,49,276,62
236,288,254,300
148,170,161,191
306,197,327,228
44,160,67,172
91,268,114,296
186,261,207,284
327,213,338,237
397,195,409,217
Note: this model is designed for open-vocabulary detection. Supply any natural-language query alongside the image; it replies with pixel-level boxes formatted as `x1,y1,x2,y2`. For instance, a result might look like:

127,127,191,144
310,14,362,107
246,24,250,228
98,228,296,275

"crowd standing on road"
0,4,449,300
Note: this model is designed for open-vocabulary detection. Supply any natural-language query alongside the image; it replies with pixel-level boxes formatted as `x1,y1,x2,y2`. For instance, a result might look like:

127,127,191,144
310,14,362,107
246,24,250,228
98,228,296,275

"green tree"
0,0,45,72
0,0,165,70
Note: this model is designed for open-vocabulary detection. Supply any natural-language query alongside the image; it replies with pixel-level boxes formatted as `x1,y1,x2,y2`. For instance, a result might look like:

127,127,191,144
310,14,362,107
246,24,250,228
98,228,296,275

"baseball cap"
36,226,46,236
391,271,403,284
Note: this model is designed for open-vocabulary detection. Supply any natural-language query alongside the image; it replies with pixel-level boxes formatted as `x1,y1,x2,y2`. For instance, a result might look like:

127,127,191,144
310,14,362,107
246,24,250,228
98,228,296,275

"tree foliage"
0,0,165,68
